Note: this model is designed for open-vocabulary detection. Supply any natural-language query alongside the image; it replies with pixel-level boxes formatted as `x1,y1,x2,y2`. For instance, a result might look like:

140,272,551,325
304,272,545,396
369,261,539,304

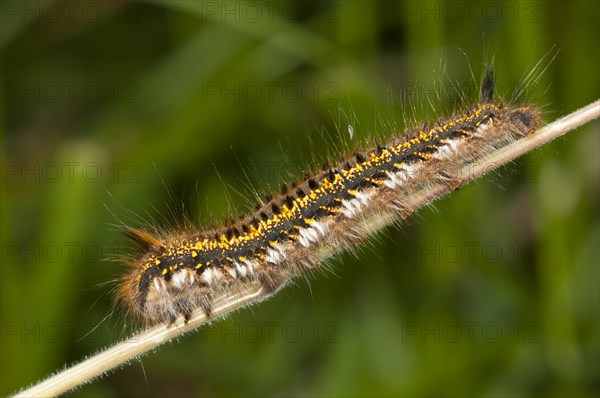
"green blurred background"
2,1,599,397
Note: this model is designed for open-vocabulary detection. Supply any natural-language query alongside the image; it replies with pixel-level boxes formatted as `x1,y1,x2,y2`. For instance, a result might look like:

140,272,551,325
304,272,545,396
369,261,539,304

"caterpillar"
117,69,541,325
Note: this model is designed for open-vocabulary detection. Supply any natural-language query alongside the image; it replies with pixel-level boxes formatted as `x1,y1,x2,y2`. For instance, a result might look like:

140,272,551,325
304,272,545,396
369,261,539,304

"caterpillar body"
118,70,541,325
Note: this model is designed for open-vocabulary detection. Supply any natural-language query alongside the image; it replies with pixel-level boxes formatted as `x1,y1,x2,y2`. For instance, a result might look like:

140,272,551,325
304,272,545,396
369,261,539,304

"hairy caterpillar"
117,69,541,325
